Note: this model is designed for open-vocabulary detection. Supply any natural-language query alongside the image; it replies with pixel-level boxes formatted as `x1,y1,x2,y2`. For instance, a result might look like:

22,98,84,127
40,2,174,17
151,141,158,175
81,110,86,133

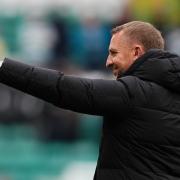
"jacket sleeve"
0,58,131,116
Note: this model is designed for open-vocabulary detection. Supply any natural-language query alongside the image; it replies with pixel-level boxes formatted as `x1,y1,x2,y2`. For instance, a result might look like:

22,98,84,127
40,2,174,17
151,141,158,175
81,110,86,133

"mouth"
113,69,119,77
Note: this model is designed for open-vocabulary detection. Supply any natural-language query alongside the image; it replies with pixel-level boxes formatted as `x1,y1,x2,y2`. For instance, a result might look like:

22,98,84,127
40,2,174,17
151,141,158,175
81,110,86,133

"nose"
106,56,113,68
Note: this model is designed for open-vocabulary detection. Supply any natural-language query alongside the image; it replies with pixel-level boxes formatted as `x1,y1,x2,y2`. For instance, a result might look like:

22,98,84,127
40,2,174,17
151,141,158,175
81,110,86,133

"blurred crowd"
0,0,180,142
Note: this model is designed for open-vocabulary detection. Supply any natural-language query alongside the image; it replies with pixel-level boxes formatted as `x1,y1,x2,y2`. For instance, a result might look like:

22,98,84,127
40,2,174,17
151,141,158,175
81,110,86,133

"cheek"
112,58,121,69
113,55,122,64
115,55,126,67
114,55,131,71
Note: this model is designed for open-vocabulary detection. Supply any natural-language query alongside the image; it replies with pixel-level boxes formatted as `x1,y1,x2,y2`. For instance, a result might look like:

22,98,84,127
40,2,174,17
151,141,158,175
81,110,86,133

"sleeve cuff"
0,60,4,67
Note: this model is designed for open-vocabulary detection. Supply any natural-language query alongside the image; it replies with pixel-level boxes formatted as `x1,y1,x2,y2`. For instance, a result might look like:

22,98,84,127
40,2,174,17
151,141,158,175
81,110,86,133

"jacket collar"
118,49,165,79
117,49,180,93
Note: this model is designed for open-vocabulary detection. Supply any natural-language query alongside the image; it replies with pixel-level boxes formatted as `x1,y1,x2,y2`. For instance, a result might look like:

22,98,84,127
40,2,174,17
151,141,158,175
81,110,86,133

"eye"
112,52,117,55
110,51,117,56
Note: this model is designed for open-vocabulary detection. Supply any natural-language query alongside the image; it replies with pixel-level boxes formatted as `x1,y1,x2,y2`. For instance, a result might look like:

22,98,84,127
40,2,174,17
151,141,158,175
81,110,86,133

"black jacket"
1,49,180,180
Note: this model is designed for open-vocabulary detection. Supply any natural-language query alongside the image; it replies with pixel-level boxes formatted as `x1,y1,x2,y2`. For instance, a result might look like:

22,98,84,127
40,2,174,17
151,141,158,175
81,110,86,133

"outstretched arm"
0,58,131,116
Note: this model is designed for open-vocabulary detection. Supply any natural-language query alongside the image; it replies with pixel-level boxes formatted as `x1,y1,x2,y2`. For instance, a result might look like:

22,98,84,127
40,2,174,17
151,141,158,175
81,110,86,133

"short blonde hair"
112,21,165,51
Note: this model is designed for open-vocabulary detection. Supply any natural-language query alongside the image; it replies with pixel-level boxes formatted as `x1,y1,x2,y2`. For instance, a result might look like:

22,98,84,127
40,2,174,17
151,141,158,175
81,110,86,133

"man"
0,21,180,179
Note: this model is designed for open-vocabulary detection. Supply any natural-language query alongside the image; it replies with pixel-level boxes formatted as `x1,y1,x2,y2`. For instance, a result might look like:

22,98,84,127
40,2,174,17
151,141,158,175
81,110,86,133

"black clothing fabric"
1,49,180,179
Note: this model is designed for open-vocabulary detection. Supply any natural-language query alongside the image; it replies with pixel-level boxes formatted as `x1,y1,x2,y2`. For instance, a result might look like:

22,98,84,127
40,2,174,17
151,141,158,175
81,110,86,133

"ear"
133,45,145,60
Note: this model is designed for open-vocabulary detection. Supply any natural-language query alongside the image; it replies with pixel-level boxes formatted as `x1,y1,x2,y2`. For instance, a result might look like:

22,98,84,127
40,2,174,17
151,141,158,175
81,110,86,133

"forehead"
109,31,127,49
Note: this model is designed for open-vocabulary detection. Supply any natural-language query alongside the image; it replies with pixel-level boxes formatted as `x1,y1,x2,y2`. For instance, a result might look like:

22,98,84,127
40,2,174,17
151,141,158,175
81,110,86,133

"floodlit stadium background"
0,0,180,179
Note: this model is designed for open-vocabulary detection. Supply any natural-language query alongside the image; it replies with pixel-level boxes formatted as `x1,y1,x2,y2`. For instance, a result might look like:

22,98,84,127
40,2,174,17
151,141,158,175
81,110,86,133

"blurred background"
0,0,180,179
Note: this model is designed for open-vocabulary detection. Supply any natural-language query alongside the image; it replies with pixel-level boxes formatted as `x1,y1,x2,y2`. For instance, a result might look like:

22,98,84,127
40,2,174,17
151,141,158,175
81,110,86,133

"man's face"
106,31,138,77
